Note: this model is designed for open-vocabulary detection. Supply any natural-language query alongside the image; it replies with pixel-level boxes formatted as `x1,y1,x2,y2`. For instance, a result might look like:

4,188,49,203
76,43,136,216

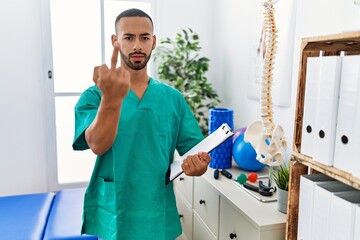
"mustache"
129,52,146,57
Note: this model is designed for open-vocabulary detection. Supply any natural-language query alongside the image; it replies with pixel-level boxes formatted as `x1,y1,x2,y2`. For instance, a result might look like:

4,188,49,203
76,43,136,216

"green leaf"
154,28,221,134
270,164,290,191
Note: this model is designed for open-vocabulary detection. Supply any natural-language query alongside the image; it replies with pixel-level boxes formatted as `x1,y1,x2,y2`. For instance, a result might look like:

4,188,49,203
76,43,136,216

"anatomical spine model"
244,0,287,166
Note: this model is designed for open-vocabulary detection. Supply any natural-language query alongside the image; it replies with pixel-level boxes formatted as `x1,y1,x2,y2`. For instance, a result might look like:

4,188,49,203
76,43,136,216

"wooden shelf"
286,31,360,240
292,151,360,190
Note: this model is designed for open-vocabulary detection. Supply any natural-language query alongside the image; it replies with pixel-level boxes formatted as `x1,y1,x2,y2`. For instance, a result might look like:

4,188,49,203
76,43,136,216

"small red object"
248,172,258,183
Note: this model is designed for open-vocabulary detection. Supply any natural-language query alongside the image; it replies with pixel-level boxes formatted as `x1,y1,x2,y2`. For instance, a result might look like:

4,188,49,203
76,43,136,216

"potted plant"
154,28,221,136
270,164,290,213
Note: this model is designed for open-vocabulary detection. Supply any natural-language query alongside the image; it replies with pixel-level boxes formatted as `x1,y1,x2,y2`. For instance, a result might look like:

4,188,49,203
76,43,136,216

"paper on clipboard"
166,123,234,184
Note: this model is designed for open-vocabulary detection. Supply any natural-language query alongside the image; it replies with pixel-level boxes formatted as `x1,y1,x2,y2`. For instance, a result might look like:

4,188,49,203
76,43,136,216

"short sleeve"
176,97,204,156
72,87,101,151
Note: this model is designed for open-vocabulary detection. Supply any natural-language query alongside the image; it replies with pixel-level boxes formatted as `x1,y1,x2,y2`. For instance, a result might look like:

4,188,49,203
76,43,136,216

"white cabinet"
193,177,219,237
220,197,256,240
174,174,194,205
174,165,286,240
175,191,193,240
193,212,217,240
174,174,194,240
220,197,285,240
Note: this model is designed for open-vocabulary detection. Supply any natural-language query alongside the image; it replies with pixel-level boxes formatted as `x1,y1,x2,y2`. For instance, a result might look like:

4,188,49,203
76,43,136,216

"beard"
120,50,152,71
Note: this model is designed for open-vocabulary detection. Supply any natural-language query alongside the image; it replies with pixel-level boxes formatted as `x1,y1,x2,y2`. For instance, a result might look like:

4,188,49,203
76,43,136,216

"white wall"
0,0,49,196
213,0,298,161
153,0,360,162
154,0,223,95
0,0,359,196
213,0,360,161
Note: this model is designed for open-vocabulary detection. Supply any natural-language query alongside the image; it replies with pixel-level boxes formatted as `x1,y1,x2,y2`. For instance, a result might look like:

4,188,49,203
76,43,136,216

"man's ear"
111,34,117,46
152,35,157,50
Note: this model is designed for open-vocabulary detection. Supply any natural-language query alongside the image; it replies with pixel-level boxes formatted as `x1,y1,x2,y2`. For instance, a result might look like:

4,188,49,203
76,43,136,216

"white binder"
311,181,355,240
301,57,321,157
313,56,342,166
297,174,334,240
354,204,360,240
334,55,360,179
329,191,360,240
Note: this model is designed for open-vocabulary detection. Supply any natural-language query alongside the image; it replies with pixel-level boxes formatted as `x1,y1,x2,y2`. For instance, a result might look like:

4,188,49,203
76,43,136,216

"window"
50,0,153,185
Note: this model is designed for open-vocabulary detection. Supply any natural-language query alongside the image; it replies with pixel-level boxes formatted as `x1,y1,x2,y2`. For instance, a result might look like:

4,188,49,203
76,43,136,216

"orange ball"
248,172,258,183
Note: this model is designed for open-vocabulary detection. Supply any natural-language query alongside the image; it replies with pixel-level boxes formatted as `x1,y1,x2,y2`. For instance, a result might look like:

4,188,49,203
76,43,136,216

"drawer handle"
199,199,206,205
179,214,184,218
179,177,185,181
229,233,237,239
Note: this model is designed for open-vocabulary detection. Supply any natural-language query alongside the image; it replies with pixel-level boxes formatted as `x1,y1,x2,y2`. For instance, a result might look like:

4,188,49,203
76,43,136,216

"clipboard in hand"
165,123,234,185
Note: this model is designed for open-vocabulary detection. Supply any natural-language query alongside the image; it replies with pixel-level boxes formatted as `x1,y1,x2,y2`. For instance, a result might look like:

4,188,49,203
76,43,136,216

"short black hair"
115,8,153,32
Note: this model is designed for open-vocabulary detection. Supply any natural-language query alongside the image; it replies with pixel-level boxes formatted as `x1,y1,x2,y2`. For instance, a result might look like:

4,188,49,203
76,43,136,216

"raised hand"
93,42,130,107
85,42,130,155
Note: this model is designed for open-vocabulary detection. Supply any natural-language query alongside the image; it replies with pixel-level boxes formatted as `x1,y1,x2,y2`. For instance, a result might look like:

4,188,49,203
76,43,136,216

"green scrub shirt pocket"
83,177,118,237
96,178,116,212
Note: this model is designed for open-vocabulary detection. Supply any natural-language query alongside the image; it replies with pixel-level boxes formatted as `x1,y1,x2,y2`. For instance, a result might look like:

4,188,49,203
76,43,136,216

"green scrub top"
73,78,204,240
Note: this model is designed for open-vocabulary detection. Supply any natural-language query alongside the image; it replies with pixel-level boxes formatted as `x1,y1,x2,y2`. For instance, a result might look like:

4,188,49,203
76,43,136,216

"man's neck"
129,69,150,86
128,69,150,100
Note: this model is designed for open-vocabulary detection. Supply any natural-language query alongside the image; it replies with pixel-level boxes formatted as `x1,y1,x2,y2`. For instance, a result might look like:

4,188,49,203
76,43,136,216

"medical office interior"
1,0,360,239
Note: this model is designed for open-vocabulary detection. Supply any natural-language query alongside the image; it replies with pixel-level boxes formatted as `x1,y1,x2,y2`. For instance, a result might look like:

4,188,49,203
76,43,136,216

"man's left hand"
182,152,211,176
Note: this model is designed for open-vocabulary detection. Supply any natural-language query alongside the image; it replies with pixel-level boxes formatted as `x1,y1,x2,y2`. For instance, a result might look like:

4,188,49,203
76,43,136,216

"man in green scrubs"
73,8,211,240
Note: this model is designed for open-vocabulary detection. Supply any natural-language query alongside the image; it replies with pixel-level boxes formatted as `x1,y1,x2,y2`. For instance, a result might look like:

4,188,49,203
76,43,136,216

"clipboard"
165,123,234,185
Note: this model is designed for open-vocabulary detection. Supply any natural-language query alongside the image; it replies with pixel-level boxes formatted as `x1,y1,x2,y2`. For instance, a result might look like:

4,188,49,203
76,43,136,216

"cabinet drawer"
193,212,216,240
193,176,219,236
220,197,258,240
219,197,285,240
174,174,193,206
175,190,193,240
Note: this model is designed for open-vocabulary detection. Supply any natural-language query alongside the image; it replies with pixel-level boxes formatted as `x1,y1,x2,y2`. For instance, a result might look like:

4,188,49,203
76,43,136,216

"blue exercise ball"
232,133,265,171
